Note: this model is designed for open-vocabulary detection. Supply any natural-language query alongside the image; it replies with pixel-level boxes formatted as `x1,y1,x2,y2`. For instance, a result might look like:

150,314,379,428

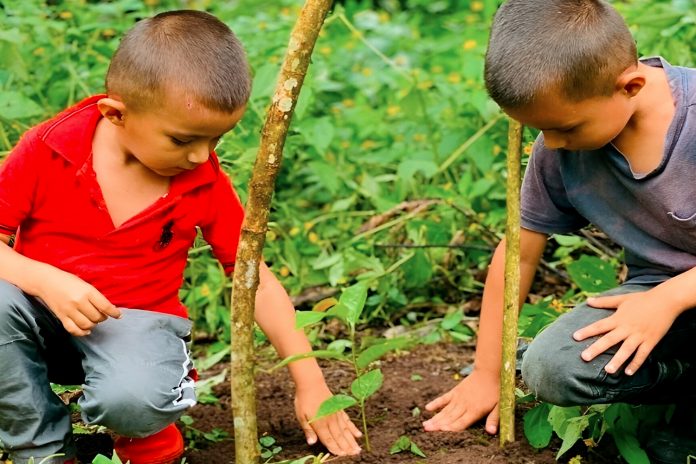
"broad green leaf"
356,337,412,369
441,309,464,330
523,403,553,448
338,282,368,326
350,369,383,401
311,394,357,422
556,415,591,459
389,435,410,454
0,91,43,119
548,406,582,437
295,310,328,329
612,431,650,464
567,255,617,293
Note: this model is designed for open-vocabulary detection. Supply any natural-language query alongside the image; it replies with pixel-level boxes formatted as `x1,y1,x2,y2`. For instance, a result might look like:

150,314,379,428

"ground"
179,343,622,464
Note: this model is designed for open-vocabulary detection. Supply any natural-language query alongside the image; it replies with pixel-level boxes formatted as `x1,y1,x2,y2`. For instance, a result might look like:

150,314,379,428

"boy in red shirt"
0,10,361,464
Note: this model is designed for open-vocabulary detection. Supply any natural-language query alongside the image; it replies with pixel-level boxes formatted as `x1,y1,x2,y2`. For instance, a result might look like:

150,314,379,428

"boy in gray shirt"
423,1,696,461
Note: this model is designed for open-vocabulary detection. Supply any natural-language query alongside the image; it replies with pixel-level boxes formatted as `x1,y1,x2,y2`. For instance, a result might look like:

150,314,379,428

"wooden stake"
499,118,523,446
229,1,333,463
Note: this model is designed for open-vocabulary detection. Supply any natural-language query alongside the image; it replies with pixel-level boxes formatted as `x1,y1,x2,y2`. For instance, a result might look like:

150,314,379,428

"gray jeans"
522,283,696,406
0,280,196,464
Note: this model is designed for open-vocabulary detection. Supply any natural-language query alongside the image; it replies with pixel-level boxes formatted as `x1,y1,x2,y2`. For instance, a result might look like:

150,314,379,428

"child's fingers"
603,336,640,374
586,294,629,309
425,390,452,411
299,418,317,445
573,317,614,341
89,291,121,319
424,401,466,431
326,417,361,455
61,316,91,337
341,411,363,438
581,329,624,362
312,423,340,455
624,343,653,375
485,405,499,435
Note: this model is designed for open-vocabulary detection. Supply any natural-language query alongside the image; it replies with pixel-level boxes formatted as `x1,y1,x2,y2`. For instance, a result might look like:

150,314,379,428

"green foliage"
389,435,427,458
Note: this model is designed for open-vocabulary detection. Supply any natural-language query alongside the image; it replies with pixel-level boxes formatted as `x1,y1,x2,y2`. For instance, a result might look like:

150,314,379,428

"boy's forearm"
473,230,547,374
0,238,55,297
254,262,325,389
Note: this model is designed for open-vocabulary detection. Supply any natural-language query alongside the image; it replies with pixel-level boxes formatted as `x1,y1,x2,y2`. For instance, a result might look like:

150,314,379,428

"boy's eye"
170,137,190,146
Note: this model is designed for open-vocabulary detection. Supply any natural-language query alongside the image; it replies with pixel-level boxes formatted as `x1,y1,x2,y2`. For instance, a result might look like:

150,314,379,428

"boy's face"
503,89,634,151
108,92,245,177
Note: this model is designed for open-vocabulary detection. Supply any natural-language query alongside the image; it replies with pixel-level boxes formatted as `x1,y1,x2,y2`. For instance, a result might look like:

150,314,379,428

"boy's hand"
37,268,121,336
294,383,362,456
573,291,678,376
423,368,500,434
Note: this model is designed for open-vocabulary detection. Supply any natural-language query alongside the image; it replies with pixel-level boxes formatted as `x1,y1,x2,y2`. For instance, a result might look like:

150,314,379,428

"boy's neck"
613,62,675,173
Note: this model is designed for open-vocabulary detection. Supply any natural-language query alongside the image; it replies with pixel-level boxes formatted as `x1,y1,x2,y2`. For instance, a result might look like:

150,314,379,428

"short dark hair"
484,0,637,108
105,10,252,113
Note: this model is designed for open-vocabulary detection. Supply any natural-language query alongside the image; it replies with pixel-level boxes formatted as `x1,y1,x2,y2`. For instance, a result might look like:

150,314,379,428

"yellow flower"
101,29,116,38
361,140,377,150
308,232,319,243
463,40,477,51
417,80,433,90
493,145,502,156
144,0,158,5
33,47,45,56
281,7,291,16
447,72,461,84
342,98,355,108
471,1,484,12
319,46,332,56
266,230,277,241
387,105,400,116
523,143,533,155
362,67,373,77
378,11,390,23
551,299,565,313
303,222,313,231
289,226,300,236
58,11,73,20
431,65,444,74
199,284,211,298
279,266,290,277
568,455,583,464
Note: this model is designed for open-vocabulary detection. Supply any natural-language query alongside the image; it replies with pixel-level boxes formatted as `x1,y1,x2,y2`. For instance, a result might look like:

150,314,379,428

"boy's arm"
575,265,696,376
423,228,547,433
0,237,120,335
254,262,362,456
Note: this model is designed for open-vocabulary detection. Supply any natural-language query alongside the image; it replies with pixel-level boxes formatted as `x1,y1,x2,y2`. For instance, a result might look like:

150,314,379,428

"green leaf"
338,282,368,326
91,456,114,464
612,431,650,464
356,337,412,369
523,403,553,448
389,436,410,454
351,369,383,401
556,416,591,459
310,394,357,422
0,91,43,119
401,250,432,289
410,441,426,458
548,406,582,436
440,309,464,330
295,310,328,329
259,435,276,447
567,255,617,293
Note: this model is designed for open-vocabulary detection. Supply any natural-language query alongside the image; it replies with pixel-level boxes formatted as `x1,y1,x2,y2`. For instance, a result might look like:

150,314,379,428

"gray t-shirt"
521,57,696,284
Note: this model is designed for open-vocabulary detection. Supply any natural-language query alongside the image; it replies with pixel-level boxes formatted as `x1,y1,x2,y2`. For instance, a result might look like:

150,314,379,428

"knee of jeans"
80,381,184,437
0,280,31,338
521,337,593,406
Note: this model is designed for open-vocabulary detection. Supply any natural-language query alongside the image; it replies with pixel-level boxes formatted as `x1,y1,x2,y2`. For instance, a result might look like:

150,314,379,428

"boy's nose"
187,148,210,165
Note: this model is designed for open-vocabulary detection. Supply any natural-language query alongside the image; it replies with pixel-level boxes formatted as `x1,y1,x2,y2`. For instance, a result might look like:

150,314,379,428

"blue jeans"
522,284,696,406
0,280,196,464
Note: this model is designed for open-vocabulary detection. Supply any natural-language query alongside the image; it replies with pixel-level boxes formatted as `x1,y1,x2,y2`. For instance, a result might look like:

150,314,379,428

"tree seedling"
275,281,412,451
389,435,426,458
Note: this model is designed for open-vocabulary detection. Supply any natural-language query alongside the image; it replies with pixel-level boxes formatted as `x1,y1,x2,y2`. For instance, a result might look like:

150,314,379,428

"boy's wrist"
288,358,327,392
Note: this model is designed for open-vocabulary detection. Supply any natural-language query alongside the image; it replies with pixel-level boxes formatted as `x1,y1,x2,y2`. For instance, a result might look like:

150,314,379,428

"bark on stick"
499,118,523,446
229,1,333,462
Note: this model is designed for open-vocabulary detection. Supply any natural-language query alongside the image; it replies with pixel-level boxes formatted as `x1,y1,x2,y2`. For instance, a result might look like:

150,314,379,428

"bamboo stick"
229,1,333,463
499,118,523,446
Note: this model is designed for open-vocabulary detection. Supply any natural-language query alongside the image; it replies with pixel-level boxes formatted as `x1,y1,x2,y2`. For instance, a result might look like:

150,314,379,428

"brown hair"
484,0,637,108
105,10,252,113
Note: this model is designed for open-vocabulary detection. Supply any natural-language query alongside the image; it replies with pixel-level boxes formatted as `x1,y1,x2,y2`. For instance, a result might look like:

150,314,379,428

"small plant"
275,281,412,451
179,415,228,450
389,435,426,458
259,435,283,462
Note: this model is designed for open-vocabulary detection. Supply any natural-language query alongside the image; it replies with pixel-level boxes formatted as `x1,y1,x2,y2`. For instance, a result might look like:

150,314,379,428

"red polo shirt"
0,95,244,318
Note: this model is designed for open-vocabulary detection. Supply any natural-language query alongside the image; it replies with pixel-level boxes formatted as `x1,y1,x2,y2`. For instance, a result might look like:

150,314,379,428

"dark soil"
180,343,622,464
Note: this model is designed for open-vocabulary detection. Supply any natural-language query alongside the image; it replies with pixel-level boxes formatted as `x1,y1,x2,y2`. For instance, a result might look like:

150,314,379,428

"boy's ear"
97,97,128,126
616,67,646,98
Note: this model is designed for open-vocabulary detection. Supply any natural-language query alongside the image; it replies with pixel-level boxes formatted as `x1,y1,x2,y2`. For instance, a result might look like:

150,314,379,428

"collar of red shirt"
39,94,221,197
